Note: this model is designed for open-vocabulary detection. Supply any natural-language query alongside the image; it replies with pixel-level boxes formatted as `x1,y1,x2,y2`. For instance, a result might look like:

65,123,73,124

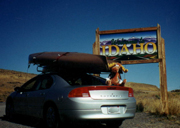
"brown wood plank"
98,26,157,35
120,59,162,65
161,38,169,115
157,24,162,59
157,24,169,115
93,28,100,55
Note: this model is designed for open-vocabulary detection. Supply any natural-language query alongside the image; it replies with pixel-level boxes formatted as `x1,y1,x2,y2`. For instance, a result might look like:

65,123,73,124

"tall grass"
135,91,180,116
168,94,180,116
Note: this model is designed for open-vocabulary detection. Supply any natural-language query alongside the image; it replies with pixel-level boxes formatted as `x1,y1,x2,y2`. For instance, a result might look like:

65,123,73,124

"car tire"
5,100,15,121
106,120,123,128
44,105,59,128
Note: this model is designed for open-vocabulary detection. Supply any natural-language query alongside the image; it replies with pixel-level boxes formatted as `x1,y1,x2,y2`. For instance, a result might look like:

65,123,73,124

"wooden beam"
93,28,100,55
120,59,162,65
160,38,169,115
157,24,169,115
93,28,100,76
98,26,157,35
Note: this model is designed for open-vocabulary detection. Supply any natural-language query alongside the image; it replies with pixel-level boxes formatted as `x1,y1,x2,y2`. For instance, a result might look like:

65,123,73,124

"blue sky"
0,0,179,91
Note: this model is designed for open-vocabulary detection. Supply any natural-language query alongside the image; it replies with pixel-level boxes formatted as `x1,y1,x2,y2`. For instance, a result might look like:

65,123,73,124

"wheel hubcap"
46,107,56,127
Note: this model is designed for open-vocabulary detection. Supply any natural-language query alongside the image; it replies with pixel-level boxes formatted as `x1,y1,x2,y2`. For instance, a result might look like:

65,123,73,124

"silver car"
6,72,136,128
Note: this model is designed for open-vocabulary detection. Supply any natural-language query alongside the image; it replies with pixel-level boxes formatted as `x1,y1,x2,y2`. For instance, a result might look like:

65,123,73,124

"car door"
13,76,38,115
25,75,54,117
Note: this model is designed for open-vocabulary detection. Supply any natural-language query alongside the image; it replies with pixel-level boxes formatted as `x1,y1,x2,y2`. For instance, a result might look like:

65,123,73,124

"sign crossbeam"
121,59,162,65
98,26,158,35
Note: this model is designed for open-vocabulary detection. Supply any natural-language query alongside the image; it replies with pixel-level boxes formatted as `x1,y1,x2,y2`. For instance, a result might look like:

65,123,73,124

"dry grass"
126,82,160,92
0,69,36,102
167,92,180,116
0,69,180,118
126,82,180,117
135,91,180,117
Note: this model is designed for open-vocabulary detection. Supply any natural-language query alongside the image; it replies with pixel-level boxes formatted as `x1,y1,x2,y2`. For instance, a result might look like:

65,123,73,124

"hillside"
126,82,160,92
0,69,36,102
0,69,159,102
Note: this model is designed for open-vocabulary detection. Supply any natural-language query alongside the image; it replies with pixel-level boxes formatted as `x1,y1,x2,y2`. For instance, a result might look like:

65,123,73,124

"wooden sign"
93,24,169,115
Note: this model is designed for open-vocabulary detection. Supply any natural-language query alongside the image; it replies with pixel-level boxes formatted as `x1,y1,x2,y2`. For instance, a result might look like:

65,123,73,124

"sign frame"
93,25,162,64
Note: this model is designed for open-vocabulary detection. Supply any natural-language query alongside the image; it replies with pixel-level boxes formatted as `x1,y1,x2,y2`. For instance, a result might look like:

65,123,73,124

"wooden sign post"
93,28,100,55
93,24,169,115
157,24,169,114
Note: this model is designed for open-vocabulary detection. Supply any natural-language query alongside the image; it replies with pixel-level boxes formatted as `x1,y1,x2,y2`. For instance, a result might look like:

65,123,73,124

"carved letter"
144,42,157,54
108,45,120,56
133,43,144,55
121,44,130,55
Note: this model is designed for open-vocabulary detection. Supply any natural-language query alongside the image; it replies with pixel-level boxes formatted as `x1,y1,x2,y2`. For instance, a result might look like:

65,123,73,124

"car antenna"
27,64,30,73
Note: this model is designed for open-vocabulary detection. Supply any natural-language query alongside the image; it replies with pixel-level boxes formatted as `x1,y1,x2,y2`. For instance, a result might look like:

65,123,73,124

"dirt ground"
121,112,180,128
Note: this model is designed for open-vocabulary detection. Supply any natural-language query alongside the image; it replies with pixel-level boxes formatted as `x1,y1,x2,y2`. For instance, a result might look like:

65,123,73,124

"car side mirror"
14,87,21,92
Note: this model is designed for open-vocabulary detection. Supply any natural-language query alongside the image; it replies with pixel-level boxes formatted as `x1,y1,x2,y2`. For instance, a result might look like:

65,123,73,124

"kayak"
29,52,109,73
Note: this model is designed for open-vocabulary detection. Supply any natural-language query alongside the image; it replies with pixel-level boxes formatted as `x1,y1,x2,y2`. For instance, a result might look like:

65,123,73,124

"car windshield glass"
60,73,106,86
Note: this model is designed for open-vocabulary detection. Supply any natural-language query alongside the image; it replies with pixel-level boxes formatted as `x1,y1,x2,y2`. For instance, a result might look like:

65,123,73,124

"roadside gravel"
121,112,180,128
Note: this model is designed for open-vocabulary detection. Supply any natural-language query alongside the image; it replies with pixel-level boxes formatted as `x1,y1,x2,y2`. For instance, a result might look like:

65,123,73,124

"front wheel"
44,105,59,128
5,100,14,121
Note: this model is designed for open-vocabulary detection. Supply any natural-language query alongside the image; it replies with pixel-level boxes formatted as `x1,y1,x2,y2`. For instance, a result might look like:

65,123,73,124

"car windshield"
60,73,106,86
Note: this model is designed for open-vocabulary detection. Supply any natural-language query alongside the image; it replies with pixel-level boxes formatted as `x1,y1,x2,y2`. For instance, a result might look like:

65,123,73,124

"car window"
21,75,53,92
61,74,106,86
21,76,39,92
91,76,106,85
36,76,53,90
